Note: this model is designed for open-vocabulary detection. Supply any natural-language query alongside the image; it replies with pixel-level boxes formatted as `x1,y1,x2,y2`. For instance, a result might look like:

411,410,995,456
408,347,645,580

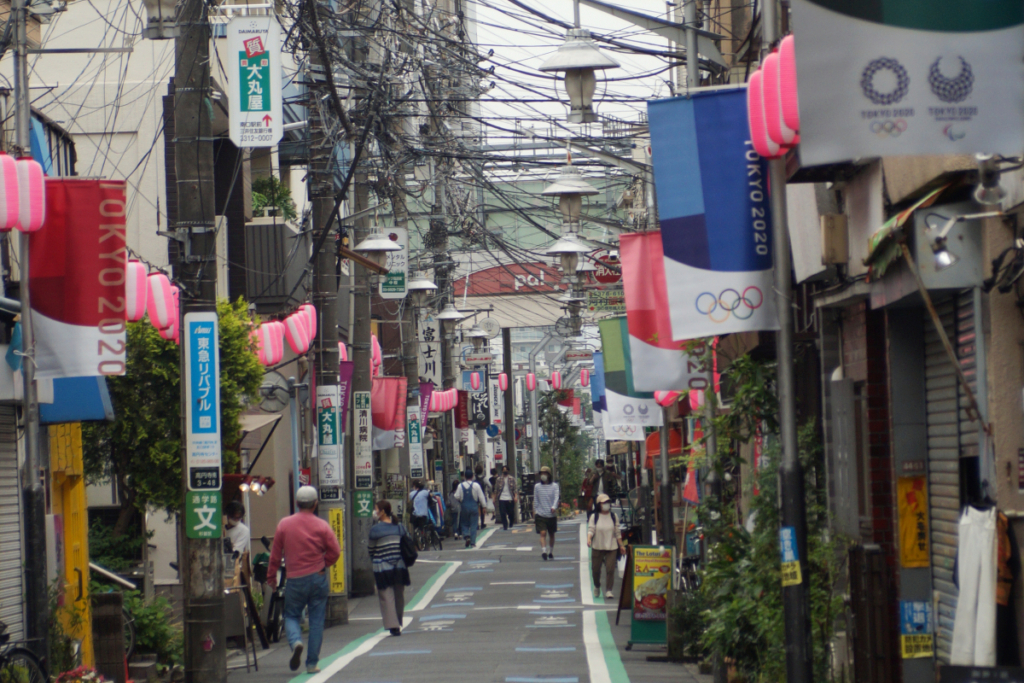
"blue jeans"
284,572,329,667
459,509,479,545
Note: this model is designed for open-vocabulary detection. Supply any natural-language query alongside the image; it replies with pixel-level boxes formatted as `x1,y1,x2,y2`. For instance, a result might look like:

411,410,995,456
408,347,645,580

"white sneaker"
605,591,614,599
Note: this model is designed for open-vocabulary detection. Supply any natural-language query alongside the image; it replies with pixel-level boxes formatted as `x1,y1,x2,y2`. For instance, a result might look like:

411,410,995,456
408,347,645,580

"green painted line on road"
287,626,383,683
475,526,497,546
404,560,457,611
595,609,631,683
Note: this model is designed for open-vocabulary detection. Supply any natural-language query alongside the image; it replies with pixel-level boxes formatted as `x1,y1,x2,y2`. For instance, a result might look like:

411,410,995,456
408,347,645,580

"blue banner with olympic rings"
647,88,780,339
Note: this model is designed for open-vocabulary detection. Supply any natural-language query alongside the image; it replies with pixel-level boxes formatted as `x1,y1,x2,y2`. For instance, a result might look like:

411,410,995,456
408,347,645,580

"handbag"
398,524,418,567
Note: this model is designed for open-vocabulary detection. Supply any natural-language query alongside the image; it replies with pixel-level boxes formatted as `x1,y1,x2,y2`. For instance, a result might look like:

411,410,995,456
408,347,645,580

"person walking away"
587,493,625,598
475,464,493,529
493,466,518,530
408,480,432,531
454,470,486,547
267,486,341,673
368,500,412,636
580,468,594,514
448,480,462,540
534,466,560,560
587,459,618,513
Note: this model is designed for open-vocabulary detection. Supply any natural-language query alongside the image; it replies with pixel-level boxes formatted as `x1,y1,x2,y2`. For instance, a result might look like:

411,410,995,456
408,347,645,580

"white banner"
602,417,646,442
379,227,408,299
408,405,424,479
417,312,442,387
792,0,1024,165
604,387,663,428
354,391,372,488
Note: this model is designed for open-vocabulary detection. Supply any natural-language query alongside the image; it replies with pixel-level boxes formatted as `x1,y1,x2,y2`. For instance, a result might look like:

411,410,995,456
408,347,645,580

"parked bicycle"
413,520,443,552
0,621,46,683
253,536,286,643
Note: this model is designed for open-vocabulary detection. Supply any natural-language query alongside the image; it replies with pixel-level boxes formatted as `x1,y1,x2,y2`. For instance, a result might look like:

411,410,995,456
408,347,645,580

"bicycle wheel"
266,596,284,643
429,529,442,551
123,606,136,660
0,648,47,683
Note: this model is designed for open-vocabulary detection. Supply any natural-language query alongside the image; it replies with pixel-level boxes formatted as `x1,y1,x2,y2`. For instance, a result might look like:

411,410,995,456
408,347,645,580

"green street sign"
353,490,374,518
185,491,222,539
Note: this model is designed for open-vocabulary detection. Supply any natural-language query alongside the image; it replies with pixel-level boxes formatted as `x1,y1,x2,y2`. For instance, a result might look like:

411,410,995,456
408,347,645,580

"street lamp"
142,0,179,39
546,233,591,277
436,301,466,338
542,165,599,231
407,271,438,308
975,154,1006,206
928,211,1003,272
353,228,401,269
539,29,620,124
466,325,489,352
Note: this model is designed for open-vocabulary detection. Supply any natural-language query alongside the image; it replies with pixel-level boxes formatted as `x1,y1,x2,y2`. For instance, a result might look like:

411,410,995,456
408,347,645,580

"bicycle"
256,536,286,643
413,520,442,552
677,556,702,593
0,622,46,683
122,607,135,660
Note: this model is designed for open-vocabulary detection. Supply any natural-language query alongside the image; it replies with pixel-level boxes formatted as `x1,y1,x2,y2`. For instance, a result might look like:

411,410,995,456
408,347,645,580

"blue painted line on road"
431,602,474,607
444,587,481,592
506,677,579,682
460,569,493,573
368,650,432,657
466,558,499,563
524,624,577,628
419,614,467,621
533,598,575,603
538,567,573,571
515,647,578,652
535,584,573,589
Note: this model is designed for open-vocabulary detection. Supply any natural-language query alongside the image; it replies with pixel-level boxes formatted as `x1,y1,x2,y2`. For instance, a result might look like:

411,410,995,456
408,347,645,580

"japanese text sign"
227,16,283,148
185,312,221,491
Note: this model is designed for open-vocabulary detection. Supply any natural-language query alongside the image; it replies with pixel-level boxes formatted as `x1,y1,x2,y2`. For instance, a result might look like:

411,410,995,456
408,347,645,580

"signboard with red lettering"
590,249,621,285
453,262,565,296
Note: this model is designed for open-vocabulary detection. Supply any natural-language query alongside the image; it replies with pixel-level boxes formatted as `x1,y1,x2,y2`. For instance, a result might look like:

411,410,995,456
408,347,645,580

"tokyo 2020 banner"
647,88,779,340
791,0,1024,164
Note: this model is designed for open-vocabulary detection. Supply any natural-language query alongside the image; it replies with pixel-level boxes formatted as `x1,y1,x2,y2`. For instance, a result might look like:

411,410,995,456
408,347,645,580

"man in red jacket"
268,486,341,674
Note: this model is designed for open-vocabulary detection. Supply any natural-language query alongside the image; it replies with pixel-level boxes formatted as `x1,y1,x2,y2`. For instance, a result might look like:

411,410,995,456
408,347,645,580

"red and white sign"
589,249,621,285
243,36,265,58
464,353,493,365
454,262,564,296
30,180,127,379
565,350,593,362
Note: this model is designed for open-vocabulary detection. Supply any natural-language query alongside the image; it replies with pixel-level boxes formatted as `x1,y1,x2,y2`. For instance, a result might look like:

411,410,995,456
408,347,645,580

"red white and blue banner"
791,0,1024,165
648,89,779,340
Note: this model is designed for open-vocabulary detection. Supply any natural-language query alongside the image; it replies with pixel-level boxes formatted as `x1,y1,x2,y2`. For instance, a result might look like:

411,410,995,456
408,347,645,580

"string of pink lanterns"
428,388,458,412
747,34,800,160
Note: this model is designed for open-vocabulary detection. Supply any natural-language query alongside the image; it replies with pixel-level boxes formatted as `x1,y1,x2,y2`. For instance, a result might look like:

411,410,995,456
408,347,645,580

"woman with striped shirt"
368,500,411,635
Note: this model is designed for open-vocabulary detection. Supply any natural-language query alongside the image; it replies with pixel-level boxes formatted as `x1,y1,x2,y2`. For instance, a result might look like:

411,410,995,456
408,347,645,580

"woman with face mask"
587,493,625,599
367,500,411,635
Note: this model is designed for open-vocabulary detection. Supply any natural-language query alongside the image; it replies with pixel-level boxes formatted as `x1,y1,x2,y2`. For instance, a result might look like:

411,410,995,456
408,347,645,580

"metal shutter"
0,406,23,641
923,292,976,663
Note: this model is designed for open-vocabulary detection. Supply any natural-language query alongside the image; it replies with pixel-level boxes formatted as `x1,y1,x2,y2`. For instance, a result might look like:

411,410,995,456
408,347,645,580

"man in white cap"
268,486,341,674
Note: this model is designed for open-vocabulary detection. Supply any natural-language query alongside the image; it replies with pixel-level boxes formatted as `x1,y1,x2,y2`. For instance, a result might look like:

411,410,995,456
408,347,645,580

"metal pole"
702,358,726,683
572,0,580,28
14,0,46,658
684,0,699,89
659,408,675,547
762,0,813,679
502,328,517,522
528,331,552,472
289,378,302,498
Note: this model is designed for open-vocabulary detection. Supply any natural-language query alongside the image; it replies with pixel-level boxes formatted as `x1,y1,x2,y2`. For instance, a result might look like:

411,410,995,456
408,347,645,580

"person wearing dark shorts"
532,466,560,560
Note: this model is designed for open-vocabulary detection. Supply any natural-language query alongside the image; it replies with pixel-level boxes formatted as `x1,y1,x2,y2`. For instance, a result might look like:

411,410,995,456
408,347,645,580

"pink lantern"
428,391,439,412
0,154,18,231
268,321,285,364
747,70,781,160
284,314,309,355
338,342,348,362
257,324,278,366
371,335,382,368
170,285,180,324
779,35,800,134
654,390,681,407
498,373,508,391
551,371,561,390
146,272,174,330
301,304,317,340
470,372,481,391
159,320,176,341
689,389,705,411
580,368,590,387
448,389,458,410
526,373,536,392
762,52,797,147
15,157,44,233
125,260,148,322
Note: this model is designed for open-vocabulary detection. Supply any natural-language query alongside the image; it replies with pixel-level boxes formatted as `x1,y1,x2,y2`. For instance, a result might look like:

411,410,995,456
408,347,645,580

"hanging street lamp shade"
539,28,621,124
407,272,438,307
0,155,19,231
142,0,180,39
353,228,401,268
16,157,45,233
545,233,591,275
542,165,599,230
125,260,148,322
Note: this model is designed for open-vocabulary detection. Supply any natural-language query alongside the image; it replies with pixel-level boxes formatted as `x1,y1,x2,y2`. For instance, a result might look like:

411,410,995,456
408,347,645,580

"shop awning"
865,184,950,280
645,428,683,468
239,413,281,434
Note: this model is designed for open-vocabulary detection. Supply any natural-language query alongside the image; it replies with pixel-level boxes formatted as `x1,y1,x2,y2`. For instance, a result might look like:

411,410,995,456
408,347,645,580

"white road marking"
583,609,612,683
579,523,595,606
303,616,413,683
491,581,535,585
407,561,462,612
516,547,534,551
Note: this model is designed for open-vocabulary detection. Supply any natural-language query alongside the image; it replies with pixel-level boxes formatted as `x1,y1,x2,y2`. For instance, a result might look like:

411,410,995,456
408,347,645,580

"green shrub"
122,591,183,666
88,521,146,572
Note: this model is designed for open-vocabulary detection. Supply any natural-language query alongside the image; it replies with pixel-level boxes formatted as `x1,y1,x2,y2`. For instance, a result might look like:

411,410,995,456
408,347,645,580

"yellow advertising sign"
897,476,930,568
632,546,673,622
900,634,934,659
329,508,345,594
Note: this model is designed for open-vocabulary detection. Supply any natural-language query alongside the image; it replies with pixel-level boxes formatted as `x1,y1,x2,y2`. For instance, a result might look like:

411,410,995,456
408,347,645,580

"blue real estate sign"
185,312,221,491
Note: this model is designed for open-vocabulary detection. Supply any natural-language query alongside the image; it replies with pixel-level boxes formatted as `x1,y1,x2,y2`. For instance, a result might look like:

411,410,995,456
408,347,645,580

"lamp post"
436,300,465,479
408,271,438,308
542,165,600,232
354,228,402,271
539,29,620,124
546,233,591,282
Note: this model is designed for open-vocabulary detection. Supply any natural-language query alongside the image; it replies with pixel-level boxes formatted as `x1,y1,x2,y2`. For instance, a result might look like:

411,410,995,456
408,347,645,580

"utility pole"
428,157,453,488
309,13,347,622
174,0,224,675
393,177,422,488
501,328,516,520
762,0,813,680
13,0,46,659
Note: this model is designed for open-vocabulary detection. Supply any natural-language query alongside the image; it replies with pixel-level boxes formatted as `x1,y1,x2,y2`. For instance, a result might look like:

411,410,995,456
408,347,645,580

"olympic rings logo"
869,119,908,138
610,425,638,435
695,287,763,323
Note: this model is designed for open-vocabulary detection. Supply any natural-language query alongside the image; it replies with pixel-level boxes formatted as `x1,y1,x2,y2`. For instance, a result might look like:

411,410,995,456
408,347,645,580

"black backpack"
398,524,418,566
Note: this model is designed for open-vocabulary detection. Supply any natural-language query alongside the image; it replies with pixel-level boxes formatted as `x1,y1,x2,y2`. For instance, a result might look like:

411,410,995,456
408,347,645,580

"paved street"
229,515,709,683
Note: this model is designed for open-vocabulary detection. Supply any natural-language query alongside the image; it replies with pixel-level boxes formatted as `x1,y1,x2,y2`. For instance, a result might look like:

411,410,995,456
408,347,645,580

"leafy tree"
83,298,264,538
538,389,585,508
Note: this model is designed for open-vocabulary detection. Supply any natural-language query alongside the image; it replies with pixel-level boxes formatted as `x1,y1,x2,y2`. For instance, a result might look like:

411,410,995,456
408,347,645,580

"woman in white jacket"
587,494,625,599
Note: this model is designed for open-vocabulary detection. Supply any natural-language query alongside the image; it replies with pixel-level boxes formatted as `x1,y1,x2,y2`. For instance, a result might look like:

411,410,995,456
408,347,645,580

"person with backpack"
587,493,625,599
408,480,431,530
453,469,486,547
368,500,412,636
534,465,560,560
